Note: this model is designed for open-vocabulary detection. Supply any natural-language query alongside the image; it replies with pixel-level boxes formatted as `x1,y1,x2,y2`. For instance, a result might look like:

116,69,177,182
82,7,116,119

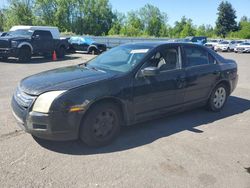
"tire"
18,47,31,63
56,46,66,58
88,47,98,55
80,102,122,147
207,84,228,112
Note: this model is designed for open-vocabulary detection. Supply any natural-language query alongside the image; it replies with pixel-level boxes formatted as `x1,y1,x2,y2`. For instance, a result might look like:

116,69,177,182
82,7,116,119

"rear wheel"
207,84,228,112
18,47,31,63
89,47,98,55
56,46,66,58
80,102,122,147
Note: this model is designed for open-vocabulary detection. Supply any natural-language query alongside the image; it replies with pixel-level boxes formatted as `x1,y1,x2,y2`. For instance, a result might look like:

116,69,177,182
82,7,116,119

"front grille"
14,87,36,108
0,40,10,48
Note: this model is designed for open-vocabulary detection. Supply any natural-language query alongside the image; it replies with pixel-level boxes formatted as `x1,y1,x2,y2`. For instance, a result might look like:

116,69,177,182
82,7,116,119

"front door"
133,45,186,121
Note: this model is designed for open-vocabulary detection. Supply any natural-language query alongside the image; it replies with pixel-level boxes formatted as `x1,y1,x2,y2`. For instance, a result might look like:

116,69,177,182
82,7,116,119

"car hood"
0,36,29,41
20,65,117,95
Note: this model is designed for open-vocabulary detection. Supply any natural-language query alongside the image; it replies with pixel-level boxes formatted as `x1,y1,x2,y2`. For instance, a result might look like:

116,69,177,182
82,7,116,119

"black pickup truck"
0,26,69,62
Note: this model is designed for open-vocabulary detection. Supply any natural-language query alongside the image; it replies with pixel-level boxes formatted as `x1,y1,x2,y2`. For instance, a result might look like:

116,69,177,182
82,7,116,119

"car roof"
121,41,205,48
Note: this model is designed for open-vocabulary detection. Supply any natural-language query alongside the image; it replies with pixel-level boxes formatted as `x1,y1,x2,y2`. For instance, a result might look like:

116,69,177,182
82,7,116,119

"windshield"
7,29,33,37
87,45,152,73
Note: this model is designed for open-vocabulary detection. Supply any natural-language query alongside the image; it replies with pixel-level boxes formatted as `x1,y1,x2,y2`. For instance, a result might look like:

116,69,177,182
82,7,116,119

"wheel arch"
17,42,33,53
210,79,231,97
87,45,98,53
84,97,126,124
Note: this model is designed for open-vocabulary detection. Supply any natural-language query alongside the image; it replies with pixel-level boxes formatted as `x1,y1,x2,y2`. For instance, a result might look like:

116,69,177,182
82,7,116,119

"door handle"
176,77,186,89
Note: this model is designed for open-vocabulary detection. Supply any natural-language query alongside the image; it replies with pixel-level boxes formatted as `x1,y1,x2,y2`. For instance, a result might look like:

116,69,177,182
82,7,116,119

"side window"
143,46,179,71
159,47,179,71
33,30,41,37
184,46,209,67
33,30,52,39
40,31,52,39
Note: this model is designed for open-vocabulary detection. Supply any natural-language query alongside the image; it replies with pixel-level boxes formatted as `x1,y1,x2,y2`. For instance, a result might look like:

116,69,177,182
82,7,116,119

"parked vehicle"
184,36,207,45
214,40,237,52
68,36,107,54
204,39,221,50
234,42,250,53
0,26,69,62
11,42,238,147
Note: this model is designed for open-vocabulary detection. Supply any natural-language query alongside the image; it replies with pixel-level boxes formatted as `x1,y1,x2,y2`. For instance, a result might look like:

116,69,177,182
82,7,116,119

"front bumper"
11,96,81,141
0,48,18,58
234,48,250,53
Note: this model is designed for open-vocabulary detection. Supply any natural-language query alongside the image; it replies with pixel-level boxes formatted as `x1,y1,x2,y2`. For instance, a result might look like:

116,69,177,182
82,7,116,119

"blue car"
68,36,107,54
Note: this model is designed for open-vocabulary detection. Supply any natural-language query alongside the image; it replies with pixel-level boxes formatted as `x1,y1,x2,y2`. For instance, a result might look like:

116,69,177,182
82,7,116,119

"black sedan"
68,36,107,54
11,42,238,147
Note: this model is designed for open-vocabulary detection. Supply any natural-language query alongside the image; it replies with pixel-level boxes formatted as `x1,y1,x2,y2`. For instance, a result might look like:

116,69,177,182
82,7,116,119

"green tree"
195,24,215,37
120,11,144,36
171,17,194,38
108,11,125,35
0,9,5,31
215,1,238,37
4,0,34,30
139,4,167,37
34,0,57,26
229,20,250,39
80,0,114,35
180,21,195,38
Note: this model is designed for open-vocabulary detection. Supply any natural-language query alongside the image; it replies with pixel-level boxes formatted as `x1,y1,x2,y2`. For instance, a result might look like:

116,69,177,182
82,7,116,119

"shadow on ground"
34,96,250,155
0,54,80,64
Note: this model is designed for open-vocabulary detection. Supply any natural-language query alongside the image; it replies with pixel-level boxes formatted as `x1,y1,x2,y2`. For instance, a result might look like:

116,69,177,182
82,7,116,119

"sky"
109,0,250,26
0,0,249,26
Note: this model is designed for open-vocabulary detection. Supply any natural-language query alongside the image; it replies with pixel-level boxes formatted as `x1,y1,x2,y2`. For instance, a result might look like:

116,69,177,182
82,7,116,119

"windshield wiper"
81,64,106,73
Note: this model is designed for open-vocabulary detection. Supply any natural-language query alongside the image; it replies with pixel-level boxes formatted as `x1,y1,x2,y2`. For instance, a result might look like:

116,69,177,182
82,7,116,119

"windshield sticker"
130,49,149,54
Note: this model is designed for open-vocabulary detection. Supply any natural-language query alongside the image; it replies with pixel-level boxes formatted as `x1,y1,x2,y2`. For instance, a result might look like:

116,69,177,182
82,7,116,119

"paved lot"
0,52,250,188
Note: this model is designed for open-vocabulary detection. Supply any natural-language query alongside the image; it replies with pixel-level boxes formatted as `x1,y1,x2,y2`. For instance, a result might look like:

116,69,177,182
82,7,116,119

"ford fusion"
11,42,238,147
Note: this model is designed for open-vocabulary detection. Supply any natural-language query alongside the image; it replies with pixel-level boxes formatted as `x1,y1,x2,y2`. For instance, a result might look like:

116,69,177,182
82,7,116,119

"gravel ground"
0,52,250,188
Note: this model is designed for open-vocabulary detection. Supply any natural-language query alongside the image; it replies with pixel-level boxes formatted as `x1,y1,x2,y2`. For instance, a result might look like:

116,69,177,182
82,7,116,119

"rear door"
32,30,53,53
182,45,220,104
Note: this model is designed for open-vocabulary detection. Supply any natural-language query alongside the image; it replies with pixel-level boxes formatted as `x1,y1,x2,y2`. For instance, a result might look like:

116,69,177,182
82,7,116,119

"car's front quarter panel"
49,74,133,134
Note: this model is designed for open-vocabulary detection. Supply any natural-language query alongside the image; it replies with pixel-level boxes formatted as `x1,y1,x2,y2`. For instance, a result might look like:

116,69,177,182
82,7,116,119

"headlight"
11,41,18,48
32,90,66,113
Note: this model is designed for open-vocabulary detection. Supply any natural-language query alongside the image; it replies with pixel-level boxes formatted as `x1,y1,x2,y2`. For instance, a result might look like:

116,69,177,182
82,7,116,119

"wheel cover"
213,87,226,109
92,109,116,139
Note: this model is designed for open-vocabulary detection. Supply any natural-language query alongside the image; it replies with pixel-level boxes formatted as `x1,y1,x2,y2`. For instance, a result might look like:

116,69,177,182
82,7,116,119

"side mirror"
32,35,40,40
141,67,159,77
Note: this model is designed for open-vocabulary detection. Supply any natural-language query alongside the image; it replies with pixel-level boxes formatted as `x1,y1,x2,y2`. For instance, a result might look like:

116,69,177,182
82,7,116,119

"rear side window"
184,46,209,67
33,30,52,39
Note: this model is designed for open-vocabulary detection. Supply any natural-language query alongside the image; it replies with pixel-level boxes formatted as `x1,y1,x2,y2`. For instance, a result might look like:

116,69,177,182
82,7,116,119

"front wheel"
18,47,31,63
207,84,228,112
80,102,122,147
